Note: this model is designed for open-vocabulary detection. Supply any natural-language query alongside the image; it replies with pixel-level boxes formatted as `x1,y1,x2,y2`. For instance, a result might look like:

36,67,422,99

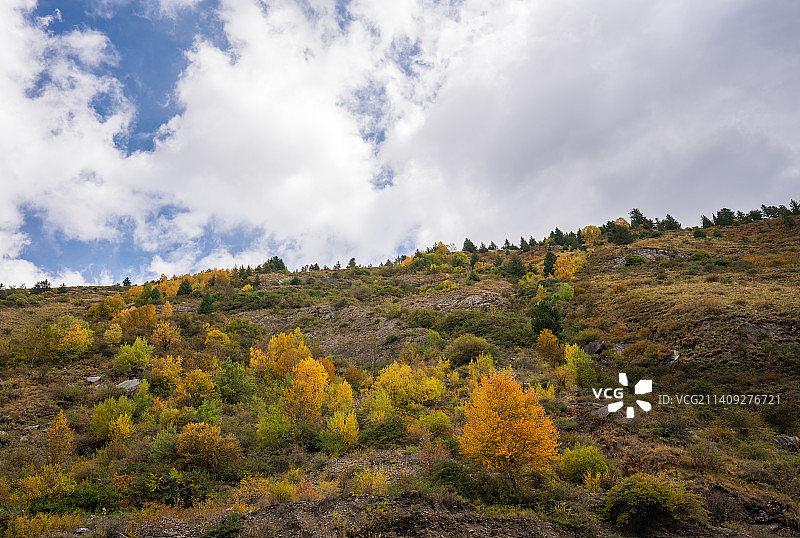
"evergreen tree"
177,278,193,296
714,208,735,226
520,237,530,252
478,242,488,254
334,261,341,270
791,200,800,215
658,214,681,231
198,293,215,315
543,251,557,277
123,277,131,287
488,241,498,251
701,215,714,228
607,225,634,245
502,253,526,279
502,238,513,250
347,258,357,268
549,228,566,246
532,301,562,336
462,238,477,253
470,252,479,268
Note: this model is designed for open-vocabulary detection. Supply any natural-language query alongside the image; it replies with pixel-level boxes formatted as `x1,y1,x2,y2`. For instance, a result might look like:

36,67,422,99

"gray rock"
116,379,140,391
773,436,800,450
75,528,91,535
613,343,631,353
26,424,39,430
664,350,680,367
584,340,606,355
86,376,101,383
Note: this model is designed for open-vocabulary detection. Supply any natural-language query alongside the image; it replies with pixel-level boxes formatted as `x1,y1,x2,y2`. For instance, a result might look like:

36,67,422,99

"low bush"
625,254,646,267
560,445,607,483
603,472,707,531
445,334,491,367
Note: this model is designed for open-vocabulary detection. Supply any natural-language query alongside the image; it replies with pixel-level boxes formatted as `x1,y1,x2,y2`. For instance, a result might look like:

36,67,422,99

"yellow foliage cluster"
373,361,444,407
147,355,183,391
352,468,389,495
554,254,581,281
108,414,133,445
468,352,495,383
581,225,601,243
4,512,85,538
174,369,215,407
325,380,354,414
614,217,630,229
460,373,560,482
115,304,158,338
204,329,231,353
104,323,123,345
284,358,329,423
176,422,241,473
57,321,93,359
47,411,74,464
18,465,76,504
151,320,181,352
250,329,312,379
536,329,563,363
325,411,359,449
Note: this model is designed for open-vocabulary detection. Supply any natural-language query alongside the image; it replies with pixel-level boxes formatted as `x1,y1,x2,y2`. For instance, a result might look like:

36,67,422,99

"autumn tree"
460,372,559,492
250,329,312,379
151,320,181,352
46,411,74,464
284,358,329,423
580,225,601,243
177,422,241,474
536,328,563,363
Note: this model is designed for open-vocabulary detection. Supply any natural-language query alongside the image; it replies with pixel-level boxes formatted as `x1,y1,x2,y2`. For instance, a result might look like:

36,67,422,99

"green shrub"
359,415,408,448
553,283,574,301
560,445,607,483
202,513,242,538
149,427,179,462
625,255,646,267
215,358,256,404
113,337,153,373
575,329,602,346
69,482,120,513
603,472,707,531
256,405,293,449
690,250,712,261
90,396,135,443
445,334,491,366
419,411,452,438
406,309,442,329
693,229,707,238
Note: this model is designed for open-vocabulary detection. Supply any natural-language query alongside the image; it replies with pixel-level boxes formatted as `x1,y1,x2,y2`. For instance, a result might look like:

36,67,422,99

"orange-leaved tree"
460,372,559,492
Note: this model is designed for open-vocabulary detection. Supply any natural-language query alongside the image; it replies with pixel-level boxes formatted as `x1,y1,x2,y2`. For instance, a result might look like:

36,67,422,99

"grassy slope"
0,219,798,536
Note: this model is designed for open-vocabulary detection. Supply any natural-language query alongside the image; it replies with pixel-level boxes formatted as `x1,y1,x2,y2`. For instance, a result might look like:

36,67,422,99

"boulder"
85,376,101,383
773,436,800,450
584,340,606,355
613,343,631,353
664,350,680,367
116,379,140,391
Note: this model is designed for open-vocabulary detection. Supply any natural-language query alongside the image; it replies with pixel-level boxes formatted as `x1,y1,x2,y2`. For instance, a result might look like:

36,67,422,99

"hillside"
0,216,799,537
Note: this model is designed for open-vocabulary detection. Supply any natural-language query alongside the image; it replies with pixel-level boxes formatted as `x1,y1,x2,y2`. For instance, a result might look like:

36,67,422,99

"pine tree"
543,251,557,277
520,237,530,252
177,278,193,296
462,238,477,253
198,293,214,315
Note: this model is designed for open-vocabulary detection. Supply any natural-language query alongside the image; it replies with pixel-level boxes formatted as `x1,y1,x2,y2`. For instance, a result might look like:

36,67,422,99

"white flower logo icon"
607,373,652,418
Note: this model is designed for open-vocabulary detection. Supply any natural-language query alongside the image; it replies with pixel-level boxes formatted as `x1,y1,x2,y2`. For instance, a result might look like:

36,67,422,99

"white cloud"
1,0,800,285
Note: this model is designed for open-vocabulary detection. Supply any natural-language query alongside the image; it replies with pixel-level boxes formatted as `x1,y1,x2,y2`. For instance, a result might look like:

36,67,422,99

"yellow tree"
581,225,601,243
460,372,560,492
47,411,74,464
284,358,329,423
536,328,563,363
151,320,181,352
250,329,313,380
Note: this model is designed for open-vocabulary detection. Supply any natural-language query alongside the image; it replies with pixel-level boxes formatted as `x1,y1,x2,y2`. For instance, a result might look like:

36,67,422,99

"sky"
1,0,799,286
